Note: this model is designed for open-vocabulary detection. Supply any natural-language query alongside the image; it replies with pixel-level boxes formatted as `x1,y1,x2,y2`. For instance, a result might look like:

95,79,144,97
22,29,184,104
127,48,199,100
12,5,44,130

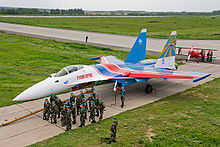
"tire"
145,84,153,93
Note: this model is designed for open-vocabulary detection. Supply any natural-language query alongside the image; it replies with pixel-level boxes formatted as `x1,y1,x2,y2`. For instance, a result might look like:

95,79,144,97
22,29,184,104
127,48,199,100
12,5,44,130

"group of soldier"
43,90,105,131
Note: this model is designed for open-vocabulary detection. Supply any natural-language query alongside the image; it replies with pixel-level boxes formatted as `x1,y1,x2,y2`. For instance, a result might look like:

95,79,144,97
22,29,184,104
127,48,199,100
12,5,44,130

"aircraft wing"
127,69,211,82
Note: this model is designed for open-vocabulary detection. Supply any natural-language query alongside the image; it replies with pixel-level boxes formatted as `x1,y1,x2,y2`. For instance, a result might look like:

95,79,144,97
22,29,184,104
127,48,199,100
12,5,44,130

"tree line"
0,8,84,15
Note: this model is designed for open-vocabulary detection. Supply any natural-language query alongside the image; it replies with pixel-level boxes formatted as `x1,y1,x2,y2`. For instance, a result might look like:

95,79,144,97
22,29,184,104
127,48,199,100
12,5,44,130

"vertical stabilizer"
155,31,177,69
125,29,147,64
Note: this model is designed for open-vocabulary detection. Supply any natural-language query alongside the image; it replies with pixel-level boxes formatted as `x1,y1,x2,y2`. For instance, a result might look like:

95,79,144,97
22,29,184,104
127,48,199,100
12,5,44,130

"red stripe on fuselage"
101,63,201,79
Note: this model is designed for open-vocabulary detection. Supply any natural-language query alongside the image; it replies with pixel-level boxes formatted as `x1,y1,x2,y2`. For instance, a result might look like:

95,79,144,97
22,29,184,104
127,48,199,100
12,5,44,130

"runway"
0,62,220,147
0,22,219,60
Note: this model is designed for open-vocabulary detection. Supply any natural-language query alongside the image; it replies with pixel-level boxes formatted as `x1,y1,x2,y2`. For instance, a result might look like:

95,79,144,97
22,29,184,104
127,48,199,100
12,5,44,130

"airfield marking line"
0,123,53,141
16,104,43,120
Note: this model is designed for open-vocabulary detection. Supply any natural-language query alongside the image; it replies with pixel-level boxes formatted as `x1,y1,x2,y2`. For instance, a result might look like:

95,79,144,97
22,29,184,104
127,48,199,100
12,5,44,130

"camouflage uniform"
50,94,57,103
70,95,75,104
61,105,67,127
71,103,77,124
108,119,118,144
43,100,50,120
98,101,105,120
82,100,88,119
55,98,63,118
94,96,99,117
65,108,72,131
89,103,97,123
50,103,58,124
76,97,82,115
79,106,86,127
87,95,95,110
80,92,85,99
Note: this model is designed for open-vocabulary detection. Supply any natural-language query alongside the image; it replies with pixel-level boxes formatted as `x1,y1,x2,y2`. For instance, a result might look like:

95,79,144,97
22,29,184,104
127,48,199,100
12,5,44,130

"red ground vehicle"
176,47,217,63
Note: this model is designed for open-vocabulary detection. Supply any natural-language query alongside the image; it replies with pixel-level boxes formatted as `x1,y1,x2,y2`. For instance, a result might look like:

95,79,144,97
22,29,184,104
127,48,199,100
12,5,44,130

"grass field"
0,16,220,39
0,31,157,107
30,78,220,147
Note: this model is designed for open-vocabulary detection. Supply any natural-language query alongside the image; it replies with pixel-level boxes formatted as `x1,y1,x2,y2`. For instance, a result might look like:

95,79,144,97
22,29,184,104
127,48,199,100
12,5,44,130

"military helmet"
80,90,83,92
78,94,81,96
56,97,58,99
52,101,55,104
45,98,48,100
72,102,75,104
91,101,94,103
99,99,102,101
80,104,83,106
113,117,116,120
67,106,70,108
65,102,68,105
83,98,85,101
90,93,93,95
71,92,74,94
66,98,69,101
52,93,54,95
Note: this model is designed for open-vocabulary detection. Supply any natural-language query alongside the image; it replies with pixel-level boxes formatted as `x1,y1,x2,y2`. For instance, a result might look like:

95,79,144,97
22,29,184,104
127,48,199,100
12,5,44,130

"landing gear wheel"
145,84,153,93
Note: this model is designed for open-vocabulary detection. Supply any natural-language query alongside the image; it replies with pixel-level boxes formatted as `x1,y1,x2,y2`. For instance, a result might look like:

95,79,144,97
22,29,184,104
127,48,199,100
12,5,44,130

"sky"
0,0,219,12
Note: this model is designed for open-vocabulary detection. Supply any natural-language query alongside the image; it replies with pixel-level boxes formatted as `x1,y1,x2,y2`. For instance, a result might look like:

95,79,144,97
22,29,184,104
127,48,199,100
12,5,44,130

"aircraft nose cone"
13,78,52,101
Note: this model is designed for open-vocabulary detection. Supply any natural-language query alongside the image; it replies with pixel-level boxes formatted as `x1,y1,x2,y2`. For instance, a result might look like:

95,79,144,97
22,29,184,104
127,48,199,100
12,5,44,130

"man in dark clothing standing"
55,97,63,119
43,98,50,120
108,117,118,144
71,102,77,124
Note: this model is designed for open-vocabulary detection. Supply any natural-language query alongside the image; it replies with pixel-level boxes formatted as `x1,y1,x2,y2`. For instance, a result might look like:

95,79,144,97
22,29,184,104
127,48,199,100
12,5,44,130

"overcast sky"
0,0,219,12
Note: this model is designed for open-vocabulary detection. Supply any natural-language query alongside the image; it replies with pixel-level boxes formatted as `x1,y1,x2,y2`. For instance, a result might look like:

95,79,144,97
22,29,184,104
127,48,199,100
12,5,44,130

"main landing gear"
145,84,153,93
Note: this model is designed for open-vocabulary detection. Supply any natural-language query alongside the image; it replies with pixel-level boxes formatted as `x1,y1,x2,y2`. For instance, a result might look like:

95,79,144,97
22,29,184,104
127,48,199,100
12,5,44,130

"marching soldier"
50,101,58,124
87,93,95,110
76,94,82,115
79,104,86,127
65,106,72,131
50,93,57,103
43,98,50,120
61,102,68,127
55,97,63,119
71,102,77,124
70,92,75,104
89,101,97,123
108,117,118,144
98,99,105,120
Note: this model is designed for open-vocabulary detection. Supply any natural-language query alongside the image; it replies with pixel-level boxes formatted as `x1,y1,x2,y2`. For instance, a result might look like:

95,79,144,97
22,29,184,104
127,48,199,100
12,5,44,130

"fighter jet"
13,29,211,101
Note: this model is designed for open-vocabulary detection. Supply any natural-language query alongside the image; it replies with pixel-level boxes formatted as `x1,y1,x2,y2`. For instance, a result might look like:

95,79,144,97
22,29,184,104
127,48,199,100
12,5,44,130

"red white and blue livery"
13,29,211,101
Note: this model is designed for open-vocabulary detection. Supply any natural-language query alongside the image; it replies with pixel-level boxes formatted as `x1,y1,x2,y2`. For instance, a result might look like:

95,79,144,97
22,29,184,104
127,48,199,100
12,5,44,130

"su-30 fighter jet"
13,29,211,101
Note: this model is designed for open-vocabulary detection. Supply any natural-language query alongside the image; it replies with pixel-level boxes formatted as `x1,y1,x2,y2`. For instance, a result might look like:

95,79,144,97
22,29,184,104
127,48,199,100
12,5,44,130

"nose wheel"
145,84,153,93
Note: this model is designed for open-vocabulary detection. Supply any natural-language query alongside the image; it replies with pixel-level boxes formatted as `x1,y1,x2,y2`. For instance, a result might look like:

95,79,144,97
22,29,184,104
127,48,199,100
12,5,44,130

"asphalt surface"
0,22,219,61
0,62,220,147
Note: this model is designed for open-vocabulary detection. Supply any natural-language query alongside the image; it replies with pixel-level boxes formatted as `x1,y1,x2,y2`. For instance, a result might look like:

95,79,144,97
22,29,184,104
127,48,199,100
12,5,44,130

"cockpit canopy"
55,65,84,77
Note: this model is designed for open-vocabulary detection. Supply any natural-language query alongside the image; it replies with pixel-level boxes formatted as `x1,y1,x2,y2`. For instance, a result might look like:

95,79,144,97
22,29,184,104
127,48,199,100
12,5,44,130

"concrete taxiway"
0,22,219,60
0,62,220,147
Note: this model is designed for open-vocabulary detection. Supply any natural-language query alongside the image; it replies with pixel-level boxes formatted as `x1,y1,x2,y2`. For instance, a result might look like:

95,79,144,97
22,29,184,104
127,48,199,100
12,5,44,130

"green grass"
0,32,156,107
30,78,220,147
0,16,220,39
